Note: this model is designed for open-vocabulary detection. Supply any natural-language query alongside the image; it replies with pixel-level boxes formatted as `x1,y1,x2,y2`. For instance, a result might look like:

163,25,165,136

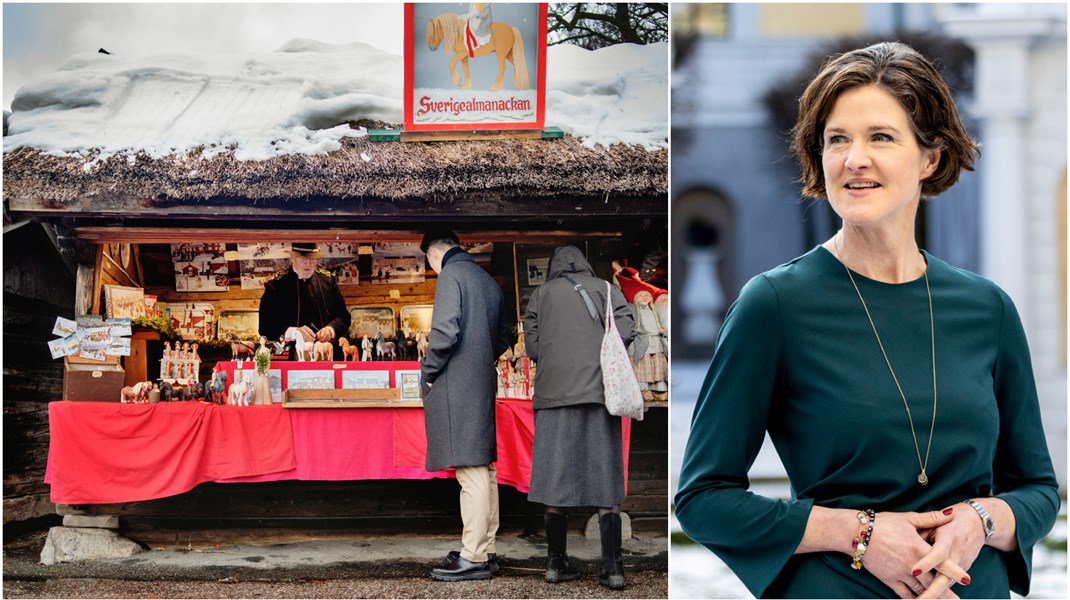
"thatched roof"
3,124,666,220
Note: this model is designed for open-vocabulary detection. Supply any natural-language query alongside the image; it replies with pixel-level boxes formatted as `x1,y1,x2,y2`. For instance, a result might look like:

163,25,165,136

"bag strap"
563,275,601,323
604,281,614,334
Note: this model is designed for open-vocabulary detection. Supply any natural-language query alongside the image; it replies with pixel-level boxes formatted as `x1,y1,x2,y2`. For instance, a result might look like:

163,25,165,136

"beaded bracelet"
850,509,876,570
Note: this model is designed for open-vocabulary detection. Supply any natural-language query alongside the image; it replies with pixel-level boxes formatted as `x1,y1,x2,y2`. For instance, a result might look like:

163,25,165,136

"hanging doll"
628,289,668,402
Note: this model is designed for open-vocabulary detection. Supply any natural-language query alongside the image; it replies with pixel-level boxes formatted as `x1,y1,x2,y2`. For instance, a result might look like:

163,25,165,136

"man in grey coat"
421,229,512,582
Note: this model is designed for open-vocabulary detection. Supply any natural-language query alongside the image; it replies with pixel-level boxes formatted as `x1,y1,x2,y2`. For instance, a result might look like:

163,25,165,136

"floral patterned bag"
600,281,644,421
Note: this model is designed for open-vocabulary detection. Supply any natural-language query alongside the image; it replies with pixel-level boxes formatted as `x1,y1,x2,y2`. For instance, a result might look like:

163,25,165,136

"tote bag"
600,282,644,421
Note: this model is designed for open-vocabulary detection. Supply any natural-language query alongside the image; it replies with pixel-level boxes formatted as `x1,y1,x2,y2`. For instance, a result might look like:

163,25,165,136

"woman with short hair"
675,42,1059,599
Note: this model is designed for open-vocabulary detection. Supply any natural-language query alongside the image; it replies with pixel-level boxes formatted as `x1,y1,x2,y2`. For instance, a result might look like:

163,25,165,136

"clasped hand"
864,505,984,599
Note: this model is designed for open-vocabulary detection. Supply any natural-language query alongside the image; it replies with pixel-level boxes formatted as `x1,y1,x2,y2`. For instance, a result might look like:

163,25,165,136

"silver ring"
910,582,923,593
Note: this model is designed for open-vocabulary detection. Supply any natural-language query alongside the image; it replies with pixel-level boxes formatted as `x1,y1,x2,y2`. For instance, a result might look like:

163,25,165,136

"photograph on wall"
168,302,216,341
515,243,561,317
526,257,549,286
286,370,336,390
103,285,146,319
348,306,396,340
342,370,391,389
171,243,229,291
215,310,260,342
237,243,292,290
405,3,547,130
371,243,425,284
319,242,361,286
395,369,422,400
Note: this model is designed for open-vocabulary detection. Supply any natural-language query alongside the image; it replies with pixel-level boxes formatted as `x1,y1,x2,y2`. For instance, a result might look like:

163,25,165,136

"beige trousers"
455,464,500,562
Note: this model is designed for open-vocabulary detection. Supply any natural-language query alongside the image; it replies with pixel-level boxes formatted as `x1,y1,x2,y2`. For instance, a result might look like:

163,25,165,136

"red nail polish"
942,507,954,515
961,576,971,585
912,569,922,577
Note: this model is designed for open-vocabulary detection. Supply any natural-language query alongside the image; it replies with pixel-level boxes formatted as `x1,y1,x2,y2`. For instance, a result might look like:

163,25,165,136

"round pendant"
917,472,929,485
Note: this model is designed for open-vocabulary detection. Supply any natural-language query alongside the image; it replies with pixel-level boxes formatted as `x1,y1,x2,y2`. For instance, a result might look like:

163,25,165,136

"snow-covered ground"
3,38,666,160
671,361,1068,599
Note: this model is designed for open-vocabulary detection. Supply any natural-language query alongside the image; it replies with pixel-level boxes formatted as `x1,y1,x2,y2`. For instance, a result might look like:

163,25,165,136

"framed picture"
168,302,216,341
342,370,391,389
103,285,146,319
399,305,434,337
286,370,336,390
395,369,422,400
404,3,547,131
348,306,396,339
216,309,260,342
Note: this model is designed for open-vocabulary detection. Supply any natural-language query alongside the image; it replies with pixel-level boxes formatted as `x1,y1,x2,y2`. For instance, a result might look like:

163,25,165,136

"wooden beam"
6,192,665,221
73,227,624,244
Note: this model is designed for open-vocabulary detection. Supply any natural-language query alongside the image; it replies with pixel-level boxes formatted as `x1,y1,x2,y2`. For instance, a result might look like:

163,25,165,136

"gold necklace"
836,241,937,486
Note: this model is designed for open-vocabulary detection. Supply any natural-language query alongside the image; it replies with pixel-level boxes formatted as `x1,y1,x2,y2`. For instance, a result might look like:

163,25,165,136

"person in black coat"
524,245,636,589
422,229,512,582
258,243,350,360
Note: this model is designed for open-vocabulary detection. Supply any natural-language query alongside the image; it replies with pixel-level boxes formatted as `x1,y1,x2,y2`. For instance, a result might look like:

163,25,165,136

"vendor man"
259,243,350,358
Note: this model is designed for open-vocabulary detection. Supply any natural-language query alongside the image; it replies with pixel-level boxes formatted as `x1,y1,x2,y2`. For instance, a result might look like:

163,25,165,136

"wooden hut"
3,123,668,545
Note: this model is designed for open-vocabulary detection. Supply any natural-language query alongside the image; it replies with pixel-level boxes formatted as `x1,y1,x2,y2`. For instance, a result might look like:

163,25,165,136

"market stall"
3,28,669,541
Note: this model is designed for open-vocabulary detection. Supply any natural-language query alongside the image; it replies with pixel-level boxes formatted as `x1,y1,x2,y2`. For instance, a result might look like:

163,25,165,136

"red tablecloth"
45,402,296,504
46,399,631,504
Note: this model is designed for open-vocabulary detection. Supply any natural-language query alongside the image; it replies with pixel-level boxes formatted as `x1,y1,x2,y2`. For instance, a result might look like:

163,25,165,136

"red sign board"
404,3,547,131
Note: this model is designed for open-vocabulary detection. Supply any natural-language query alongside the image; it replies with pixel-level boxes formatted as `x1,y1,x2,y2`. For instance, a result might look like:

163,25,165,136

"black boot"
545,511,580,583
599,512,625,590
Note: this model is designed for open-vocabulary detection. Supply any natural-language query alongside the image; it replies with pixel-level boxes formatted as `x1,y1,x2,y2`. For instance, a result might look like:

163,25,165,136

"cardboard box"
63,356,125,402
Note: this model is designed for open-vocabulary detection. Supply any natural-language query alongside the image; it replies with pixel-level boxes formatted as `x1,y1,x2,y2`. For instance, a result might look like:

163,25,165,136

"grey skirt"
527,402,625,508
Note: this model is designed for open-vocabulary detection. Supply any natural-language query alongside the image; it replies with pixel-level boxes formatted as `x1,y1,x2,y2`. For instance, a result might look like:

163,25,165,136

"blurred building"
671,3,1066,490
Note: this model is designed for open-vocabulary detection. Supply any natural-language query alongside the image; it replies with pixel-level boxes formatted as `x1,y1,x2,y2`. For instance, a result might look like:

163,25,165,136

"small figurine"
206,366,228,404
190,343,200,362
162,341,172,359
229,371,250,406
313,340,333,362
338,337,360,362
227,333,255,362
176,361,187,382
159,380,174,402
284,327,314,361
361,334,373,362
416,332,429,360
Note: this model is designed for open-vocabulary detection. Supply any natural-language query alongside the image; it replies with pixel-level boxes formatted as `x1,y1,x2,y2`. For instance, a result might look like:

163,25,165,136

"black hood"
546,245,594,281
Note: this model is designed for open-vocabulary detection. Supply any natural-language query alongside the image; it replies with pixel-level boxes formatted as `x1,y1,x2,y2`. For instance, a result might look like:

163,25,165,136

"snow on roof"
3,39,667,161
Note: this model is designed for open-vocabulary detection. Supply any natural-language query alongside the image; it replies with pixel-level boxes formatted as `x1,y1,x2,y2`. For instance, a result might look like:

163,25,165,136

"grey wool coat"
523,246,636,411
421,248,512,472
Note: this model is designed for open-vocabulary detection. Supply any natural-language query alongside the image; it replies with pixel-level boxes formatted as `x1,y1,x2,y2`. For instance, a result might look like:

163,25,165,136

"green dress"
675,247,1059,599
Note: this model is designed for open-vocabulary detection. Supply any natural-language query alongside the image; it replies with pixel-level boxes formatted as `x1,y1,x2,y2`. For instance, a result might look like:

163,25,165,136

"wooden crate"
281,387,422,409
63,356,125,402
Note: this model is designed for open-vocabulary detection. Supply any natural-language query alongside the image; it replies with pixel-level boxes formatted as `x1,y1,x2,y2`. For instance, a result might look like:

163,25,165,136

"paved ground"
3,528,668,599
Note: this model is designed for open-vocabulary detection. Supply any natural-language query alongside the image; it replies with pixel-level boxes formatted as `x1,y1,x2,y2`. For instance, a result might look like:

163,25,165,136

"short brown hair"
790,42,979,199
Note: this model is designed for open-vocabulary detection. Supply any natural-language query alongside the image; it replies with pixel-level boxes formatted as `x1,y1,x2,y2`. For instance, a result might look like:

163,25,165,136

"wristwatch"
963,499,995,543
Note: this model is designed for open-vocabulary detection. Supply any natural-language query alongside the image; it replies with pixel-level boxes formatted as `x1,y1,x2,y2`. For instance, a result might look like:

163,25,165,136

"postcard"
52,316,78,338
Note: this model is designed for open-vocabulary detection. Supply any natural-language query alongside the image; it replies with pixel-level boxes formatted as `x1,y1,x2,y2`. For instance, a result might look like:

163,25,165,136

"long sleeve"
674,274,812,598
990,290,1060,596
422,273,460,384
523,293,540,363
258,281,287,341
